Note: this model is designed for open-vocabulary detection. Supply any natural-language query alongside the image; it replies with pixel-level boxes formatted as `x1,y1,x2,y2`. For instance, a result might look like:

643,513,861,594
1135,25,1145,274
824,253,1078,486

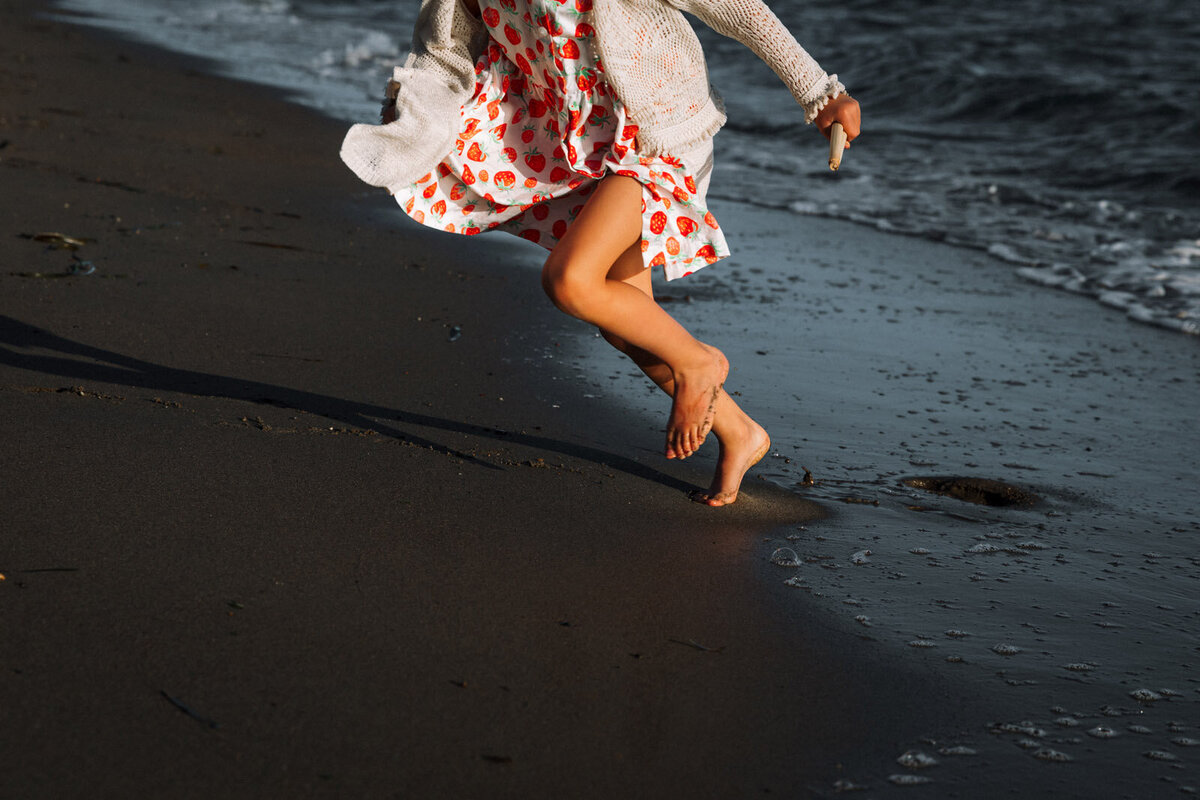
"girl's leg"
542,174,726,460
600,245,771,506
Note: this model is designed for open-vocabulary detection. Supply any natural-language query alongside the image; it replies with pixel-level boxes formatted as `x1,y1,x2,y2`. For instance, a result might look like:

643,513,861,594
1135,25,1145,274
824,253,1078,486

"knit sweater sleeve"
340,0,485,191
668,0,845,123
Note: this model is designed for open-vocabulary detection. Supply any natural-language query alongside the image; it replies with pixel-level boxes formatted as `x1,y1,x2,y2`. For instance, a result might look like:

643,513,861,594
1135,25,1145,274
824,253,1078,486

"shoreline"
2,1,1197,796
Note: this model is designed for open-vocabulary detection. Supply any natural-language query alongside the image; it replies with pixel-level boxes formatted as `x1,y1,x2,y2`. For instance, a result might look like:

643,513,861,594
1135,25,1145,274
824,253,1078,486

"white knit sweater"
341,0,845,192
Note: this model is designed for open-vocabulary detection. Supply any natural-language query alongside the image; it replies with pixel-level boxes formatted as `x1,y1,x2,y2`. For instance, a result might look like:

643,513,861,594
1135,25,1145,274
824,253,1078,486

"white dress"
392,0,730,280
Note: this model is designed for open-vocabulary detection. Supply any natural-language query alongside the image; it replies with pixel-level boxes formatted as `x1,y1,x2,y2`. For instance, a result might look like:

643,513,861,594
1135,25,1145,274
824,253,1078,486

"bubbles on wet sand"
938,745,977,756
770,547,801,567
992,643,1022,656
1087,726,1118,739
1033,748,1073,762
1129,688,1162,702
1128,725,1153,734
854,614,872,627
896,750,939,769
944,629,970,639
888,774,933,786
1062,662,1095,672
1144,750,1179,761
1173,738,1200,747
991,721,1045,737
909,547,931,555
782,576,805,588
908,639,937,648
832,778,868,792
851,549,872,565
1054,717,1080,728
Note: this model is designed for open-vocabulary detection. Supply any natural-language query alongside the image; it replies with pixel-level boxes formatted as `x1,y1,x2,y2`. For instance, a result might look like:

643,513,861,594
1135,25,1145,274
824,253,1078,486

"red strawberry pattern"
392,0,728,280
524,149,546,172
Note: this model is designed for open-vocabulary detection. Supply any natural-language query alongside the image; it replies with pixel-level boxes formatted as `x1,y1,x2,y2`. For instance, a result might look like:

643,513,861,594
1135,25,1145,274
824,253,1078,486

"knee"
540,256,593,318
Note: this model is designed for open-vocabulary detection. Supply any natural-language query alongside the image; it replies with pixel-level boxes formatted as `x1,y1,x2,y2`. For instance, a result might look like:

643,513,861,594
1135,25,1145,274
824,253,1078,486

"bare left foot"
692,418,770,507
665,345,728,460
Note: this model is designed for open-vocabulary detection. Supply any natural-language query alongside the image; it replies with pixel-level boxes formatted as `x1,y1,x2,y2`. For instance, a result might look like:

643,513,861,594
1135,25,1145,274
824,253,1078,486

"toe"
709,491,734,507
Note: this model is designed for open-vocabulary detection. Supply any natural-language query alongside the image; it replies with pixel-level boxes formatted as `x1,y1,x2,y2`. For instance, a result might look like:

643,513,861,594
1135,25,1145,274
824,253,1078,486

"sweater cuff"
800,74,846,124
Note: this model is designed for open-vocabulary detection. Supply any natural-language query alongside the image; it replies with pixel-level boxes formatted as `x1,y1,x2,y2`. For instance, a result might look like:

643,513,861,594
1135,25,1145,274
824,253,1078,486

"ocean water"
51,0,1200,336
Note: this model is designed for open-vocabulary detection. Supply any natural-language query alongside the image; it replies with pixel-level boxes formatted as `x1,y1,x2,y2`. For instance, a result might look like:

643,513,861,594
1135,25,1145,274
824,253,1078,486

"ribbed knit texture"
341,0,845,190
593,0,843,153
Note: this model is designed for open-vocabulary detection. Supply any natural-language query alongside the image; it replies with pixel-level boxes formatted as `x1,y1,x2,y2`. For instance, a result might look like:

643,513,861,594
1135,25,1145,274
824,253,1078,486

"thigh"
544,173,643,282
607,241,653,298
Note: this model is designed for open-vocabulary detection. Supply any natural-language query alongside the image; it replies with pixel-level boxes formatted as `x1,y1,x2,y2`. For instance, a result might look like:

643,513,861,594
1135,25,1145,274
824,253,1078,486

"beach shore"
0,2,954,796
2,1,1197,796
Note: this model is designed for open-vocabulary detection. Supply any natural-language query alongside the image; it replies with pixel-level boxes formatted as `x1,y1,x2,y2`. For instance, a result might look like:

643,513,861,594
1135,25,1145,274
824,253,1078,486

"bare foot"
665,345,728,459
692,419,770,507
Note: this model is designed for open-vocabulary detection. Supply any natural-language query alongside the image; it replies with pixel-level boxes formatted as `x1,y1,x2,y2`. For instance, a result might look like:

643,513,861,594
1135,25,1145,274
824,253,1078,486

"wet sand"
589,188,1200,792
2,1,1198,797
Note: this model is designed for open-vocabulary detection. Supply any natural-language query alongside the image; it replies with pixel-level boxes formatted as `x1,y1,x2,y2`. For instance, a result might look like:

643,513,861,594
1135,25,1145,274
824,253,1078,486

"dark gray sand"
2,1,1197,797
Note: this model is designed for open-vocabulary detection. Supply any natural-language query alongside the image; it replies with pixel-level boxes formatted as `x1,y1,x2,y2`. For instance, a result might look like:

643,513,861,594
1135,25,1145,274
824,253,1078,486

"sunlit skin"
465,0,862,505
815,94,861,147
541,100,858,507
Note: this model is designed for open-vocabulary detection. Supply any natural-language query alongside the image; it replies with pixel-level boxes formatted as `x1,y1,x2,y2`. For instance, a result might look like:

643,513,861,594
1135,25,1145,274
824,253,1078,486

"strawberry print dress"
392,0,730,281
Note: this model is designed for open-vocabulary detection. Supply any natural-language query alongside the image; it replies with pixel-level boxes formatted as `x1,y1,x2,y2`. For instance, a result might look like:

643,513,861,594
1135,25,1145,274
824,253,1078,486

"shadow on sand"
0,314,698,493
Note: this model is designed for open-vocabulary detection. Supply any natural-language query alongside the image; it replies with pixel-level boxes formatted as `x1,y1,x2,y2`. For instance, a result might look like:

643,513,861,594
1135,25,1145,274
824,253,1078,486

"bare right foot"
665,345,728,460
692,417,770,507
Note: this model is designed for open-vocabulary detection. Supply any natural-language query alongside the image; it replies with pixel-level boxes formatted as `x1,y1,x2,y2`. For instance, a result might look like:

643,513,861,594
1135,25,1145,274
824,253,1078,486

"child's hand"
815,94,861,147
